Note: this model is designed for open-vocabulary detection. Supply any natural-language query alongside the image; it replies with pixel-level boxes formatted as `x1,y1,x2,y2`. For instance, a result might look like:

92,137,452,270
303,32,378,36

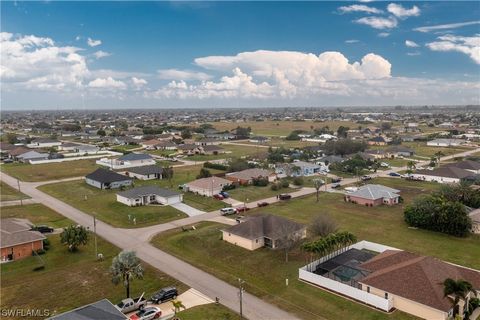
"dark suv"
31,225,54,233
151,286,178,304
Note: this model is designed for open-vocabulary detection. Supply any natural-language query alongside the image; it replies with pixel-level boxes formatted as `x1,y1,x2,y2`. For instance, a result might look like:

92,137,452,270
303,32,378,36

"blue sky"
1,1,479,109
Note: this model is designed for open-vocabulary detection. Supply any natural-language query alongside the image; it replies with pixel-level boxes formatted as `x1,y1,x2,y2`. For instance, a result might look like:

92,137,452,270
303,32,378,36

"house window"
367,286,370,293
255,239,258,243
384,292,388,299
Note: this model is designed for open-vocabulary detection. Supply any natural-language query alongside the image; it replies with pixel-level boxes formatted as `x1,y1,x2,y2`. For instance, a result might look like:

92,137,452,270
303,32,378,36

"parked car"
361,175,372,181
150,286,178,304
257,201,269,207
116,293,147,314
331,183,341,189
129,307,162,320
213,194,224,200
380,162,390,168
31,225,54,233
236,206,250,213
220,207,237,215
388,172,401,177
279,194,292,200
219,191,230,198
331,178,342,183
344,187,358,193
2,158,13,163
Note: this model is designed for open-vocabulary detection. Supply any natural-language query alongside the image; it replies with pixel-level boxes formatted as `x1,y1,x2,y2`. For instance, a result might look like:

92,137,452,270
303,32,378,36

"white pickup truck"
115,292,147,314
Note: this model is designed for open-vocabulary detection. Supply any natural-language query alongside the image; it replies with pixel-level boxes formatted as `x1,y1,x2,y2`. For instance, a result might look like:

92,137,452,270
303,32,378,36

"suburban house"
222,214,306,251
1,218,46,262
427,138,466,147
202,145,225,155
386,146,415,158
177,144,202,155
16,150,49,163
123,165,163,180
275,161,322,177
299,241,480,320
116,186,182,206
469,208,480,234
195,138,221,146
184,176,232,197
27,138,62,148
345,184,400,206
85,168,133,189
154,141,178,151
225,168,276,185
8,146,31,160
368,136,387,146
412,166,475,184
443,160,480,174
48,299,127,320
249,136,270,143
358,250,480,319
96,153,156,169
75,144,100,154
360,150,386,161
58,142,80,151
141,139,162,150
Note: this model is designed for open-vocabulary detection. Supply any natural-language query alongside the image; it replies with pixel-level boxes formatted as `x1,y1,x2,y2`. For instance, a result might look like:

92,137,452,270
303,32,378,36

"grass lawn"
39,180,187,228
1,159,100,182
0,207,186,319
382,158,410,167
151,177,479,320
183,192,226,211
176,304,239,320
206,120,360,137
0,203,71,228
187,144,266,161
236,138,319,149
0,181,30,201
228,185,295,202
401,142,474,158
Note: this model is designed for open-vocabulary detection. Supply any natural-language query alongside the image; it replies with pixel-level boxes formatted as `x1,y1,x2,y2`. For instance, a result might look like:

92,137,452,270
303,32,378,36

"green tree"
60,225,89,252
172,300,186,319
406,160,416,174
313,179,325,203
443,278,476,317
336,126,349,138
197,168,212,179
97,129,106,136
181,129,192,139
111,251,144,298
285,131,301,141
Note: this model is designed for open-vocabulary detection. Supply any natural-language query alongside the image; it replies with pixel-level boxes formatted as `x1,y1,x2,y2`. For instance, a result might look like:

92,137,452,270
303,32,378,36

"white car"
129,307,162,320
220,207,237,215
344,187,358,193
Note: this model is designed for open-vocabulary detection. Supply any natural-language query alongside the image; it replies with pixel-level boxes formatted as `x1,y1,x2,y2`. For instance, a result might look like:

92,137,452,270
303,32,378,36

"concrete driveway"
170,202,205,217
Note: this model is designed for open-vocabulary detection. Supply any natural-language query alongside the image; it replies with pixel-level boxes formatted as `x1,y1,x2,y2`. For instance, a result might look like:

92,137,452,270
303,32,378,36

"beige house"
184,176,231,197
222,215,306,251
358,250,480,320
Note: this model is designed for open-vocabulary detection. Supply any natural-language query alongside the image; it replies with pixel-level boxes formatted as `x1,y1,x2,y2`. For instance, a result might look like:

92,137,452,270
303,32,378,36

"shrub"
42,238,50,251
310,214,338,237
252,177,269,187
293,176,304,186
280,179,290,188
271,183,279,191
204,162,227,171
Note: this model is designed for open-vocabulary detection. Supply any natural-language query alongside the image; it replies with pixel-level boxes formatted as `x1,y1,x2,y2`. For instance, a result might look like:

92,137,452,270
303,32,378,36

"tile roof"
126,165,163,175
117,153,153,161
48,299,127,320
186,176,231,190
226,168,274,181
360,250,480,312
225,214,305,240
443,160,480,171
117,186,180,199
85,168,132,184
415,167,474,179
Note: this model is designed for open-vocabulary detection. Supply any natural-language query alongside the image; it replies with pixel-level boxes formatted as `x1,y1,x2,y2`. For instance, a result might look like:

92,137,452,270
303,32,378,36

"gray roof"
85,168,132,184
415,167,474,179
348,184,400,200
225,214,305,240
48,299,127,320
117,186,180,199
126,165,163,175
291,161,320,169
443,160,480,171
118,153,153,161
17,150,49,160
0,218,46,248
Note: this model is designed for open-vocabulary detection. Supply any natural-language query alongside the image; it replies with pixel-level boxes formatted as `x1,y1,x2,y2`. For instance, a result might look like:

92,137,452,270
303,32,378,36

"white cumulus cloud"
414,21,480,33
378,32,390,38
131,77,148,88
426,34,480,64
405,40,420,48
355,16,398,29
87,37,102,47
338,5,383,14
88,77,126,89
387,3,420,19
93,50,111,59
157,69,212,81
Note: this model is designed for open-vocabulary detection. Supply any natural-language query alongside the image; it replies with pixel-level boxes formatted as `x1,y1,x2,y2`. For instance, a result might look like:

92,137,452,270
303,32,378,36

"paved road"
0,171,299,320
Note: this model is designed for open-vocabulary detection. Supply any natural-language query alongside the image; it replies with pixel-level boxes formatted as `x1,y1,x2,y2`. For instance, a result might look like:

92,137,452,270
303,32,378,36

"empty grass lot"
187,144,267,161
183,192,226,211
228,185,295,202
0,204,71,228
400,142,474,158
1,159,100,182
151,178,479,320
38,180,187,228
0,205,185,319
0,181,30,201
176,304,239,320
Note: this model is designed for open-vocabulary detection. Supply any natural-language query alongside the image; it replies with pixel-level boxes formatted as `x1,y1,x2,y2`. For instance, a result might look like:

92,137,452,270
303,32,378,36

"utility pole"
93,215,97,259
238,278,245,319
17,179,23,206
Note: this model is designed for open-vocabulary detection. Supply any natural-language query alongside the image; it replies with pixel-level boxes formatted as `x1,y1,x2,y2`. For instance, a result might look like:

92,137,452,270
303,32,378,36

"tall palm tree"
406,160,416,174
111,251,144,298
313,179,325,203
443,278,475,316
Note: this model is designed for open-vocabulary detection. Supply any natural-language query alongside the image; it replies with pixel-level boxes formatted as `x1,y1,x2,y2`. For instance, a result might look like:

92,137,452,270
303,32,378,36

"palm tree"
313,179,325,203
111,251,144,298
443,278,475,317
172,299,186,320
406,160,416,174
